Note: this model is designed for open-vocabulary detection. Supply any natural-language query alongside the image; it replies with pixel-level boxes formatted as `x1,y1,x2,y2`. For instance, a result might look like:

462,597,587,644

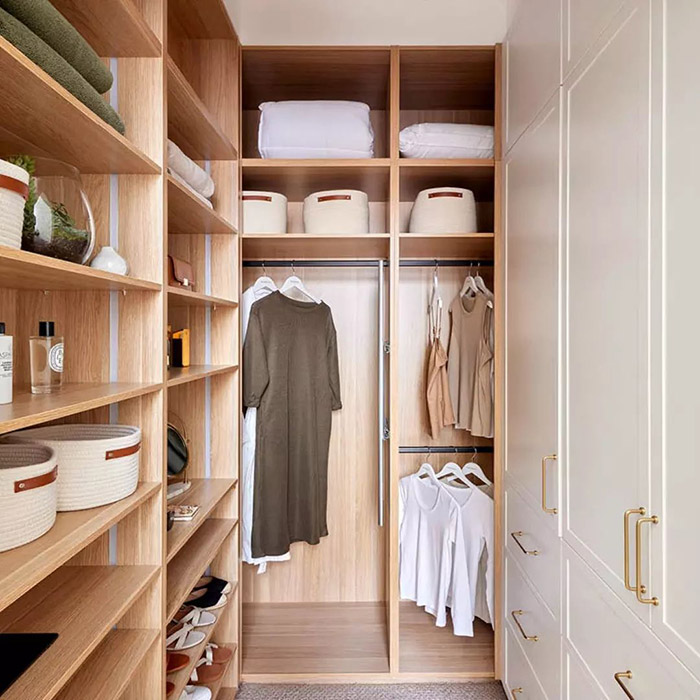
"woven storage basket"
0,444,57,552
5,424,141,511
0,159,30,250
409,187,477,234
242,191,287,234
303,189,369,234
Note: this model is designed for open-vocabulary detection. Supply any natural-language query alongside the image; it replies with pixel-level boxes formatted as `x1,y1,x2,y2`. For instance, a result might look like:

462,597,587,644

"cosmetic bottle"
30,321,63,394
0,323,12,404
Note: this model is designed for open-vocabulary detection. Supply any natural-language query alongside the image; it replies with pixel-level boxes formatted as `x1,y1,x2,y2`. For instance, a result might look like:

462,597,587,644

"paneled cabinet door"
649,0,700,678
562,0,653,622
504,91,560,531
504,0,561,152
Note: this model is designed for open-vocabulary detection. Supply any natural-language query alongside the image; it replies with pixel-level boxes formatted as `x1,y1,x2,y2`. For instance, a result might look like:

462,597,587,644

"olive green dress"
243,291,342,558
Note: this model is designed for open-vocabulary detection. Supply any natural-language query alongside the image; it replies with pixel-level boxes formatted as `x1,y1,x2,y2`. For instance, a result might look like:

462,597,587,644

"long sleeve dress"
243,291,342,559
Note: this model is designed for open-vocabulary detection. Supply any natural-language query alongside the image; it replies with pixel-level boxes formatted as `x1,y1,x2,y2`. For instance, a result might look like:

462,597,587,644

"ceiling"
224,0,507,45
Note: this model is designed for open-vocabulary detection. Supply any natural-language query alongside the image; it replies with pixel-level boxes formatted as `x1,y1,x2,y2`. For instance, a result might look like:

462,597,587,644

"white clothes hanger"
459,448,493,487
280,263,321,304
429,262,443,341
435,460,474,489
459,264,480,299
253,264,277,294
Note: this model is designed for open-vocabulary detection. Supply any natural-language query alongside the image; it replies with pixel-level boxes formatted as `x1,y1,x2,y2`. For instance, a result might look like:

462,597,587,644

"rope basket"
5,424,141,511
0,444,57,552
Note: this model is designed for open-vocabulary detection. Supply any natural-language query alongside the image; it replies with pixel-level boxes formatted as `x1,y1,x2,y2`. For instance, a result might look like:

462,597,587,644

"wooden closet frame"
238,43,504,684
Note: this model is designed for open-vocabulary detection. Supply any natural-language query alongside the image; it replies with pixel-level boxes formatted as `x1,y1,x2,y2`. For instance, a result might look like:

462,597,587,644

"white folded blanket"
169,168,213,210
400,123,494,159
167,140,215,199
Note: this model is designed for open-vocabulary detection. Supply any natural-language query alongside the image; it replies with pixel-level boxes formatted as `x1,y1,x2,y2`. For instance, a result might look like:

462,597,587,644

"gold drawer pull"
511,609,538,641
511,689,523,698
636,515,660,606
623,508,646,593
614,671,635,698
541,454,557,514
511,531,539,556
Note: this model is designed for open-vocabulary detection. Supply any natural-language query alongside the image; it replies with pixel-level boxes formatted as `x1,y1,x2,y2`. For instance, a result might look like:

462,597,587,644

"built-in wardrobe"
238,45,503,682
503,0,700,697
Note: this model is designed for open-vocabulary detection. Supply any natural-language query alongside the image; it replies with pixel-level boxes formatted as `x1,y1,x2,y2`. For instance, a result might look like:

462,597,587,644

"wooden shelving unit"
166,5,241,695
400,233,495,259
243,234,391,260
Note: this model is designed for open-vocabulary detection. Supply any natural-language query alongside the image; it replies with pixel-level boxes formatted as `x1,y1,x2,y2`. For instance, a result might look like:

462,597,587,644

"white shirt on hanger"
241,277,291,573
399,472,474,636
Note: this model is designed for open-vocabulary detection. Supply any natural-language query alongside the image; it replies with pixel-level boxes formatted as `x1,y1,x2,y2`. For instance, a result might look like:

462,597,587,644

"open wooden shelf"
0,37,160,174
50,0,161,57
399,602,495,676
0,247,161,292
243,234,391,261
168,286,238,309
400,233,495,260
167,599,235,700
166,518,237,620
55,629,159,700
0,564,159,700
168,56,238,161
168,175,237,235
242,602,389,676
169,0,239,40
0,481,160,611
167,365,238,387
167,479,238,562
0,382,162,435
242,159,391,201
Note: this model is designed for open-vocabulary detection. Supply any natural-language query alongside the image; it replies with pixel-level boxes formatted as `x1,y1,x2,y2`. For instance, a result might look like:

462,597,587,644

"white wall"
225,0,506,45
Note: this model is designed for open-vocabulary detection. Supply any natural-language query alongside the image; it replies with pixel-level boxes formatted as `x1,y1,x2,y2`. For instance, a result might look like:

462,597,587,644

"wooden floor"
399,602,494,674
243,602,390,675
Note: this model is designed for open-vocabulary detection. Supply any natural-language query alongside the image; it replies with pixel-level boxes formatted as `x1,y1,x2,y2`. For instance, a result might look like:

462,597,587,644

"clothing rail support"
398,445,494,454
377,259,385,527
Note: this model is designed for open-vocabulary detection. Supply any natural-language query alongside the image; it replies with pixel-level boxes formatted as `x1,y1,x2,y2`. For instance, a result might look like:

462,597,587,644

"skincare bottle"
30,321,63,394
0,323,12,404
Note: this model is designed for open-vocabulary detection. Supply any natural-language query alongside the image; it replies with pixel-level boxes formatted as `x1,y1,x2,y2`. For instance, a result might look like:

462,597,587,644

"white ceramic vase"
90,246,129,275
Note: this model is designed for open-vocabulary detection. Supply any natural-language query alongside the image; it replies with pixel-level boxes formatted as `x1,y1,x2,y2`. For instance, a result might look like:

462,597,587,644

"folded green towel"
0,0,113,94
0,8,125,134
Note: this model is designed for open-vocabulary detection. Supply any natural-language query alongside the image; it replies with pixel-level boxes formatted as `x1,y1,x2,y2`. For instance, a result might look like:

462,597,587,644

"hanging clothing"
447,293,494,437
399,473,474,636
243,291,342,558
426,337,455,439
240,278,291,572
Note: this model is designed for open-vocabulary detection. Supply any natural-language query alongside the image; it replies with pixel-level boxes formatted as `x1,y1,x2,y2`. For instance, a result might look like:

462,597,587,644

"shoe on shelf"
189,657,226,685
167,651,190,674
193,575,232,596
180,685,212,700
202,642,233,665
166,621,206,651
166,681,175,697
184,588,228,611
173,605,217,628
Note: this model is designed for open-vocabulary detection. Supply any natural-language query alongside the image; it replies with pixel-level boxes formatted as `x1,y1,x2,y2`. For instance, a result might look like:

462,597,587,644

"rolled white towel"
167,140,215,199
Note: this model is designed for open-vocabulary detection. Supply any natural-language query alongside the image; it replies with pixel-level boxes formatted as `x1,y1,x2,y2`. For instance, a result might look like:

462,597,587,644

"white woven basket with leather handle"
5,424,141,511
0,443,57,552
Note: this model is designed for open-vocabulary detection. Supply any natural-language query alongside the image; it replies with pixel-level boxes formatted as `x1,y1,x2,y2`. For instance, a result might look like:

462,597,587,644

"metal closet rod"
242,259,495,268
399,445,494,454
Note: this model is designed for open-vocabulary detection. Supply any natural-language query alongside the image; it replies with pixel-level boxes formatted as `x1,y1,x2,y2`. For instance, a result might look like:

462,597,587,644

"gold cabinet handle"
635,515,660,605
624,508,646,593
614,671,635,698
511,531,539,556
511,689,523,698
541,454,557,514
511,609,538,641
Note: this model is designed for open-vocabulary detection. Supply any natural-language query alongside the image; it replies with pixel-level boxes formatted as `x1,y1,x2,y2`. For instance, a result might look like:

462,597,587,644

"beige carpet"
236,683,506,699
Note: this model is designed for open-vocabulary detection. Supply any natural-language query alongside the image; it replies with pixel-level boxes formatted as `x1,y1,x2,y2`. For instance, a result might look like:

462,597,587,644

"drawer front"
506,553,560,699
564,544,700,698
505,624,547,700
565,648,605,700
505,482,560,617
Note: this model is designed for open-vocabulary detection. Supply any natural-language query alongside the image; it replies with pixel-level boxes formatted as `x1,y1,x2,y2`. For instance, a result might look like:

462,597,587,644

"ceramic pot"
90,246,129,275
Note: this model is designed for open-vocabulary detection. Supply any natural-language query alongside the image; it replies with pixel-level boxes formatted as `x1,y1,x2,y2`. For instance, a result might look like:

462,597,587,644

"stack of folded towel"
168,140,215,209
0,0,125,134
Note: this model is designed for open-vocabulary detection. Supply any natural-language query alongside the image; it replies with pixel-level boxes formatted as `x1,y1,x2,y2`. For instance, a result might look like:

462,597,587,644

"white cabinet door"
505,92,561,530
504,0,561,152
649,0,700,678
562,0,653,621
562,0,626,78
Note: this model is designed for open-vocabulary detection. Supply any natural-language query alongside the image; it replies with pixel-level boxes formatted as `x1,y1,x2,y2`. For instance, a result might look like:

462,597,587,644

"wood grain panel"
241,267,384,603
